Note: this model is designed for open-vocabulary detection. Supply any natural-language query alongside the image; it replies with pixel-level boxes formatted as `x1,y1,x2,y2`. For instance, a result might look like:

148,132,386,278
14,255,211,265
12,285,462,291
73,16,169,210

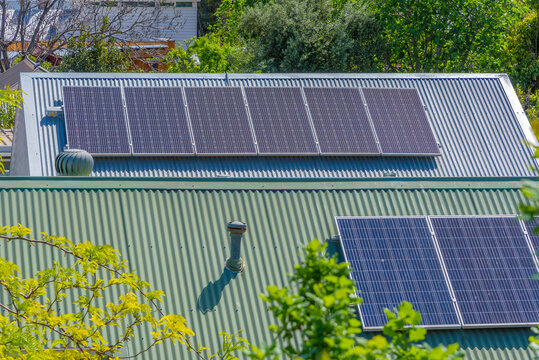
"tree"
247,239,462,359
0,0,184,72
0,87,23,129
239,0,384,72
497,1,539,92
166,33,250,73
0,87,22,175
57,19,130,73
366,0,515,72
167,0,252,73
515,85,539,137
0,224,224,359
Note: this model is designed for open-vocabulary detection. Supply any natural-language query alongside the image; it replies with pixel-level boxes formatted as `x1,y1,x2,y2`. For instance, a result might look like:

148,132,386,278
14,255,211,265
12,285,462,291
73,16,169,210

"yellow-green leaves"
0,225,199,359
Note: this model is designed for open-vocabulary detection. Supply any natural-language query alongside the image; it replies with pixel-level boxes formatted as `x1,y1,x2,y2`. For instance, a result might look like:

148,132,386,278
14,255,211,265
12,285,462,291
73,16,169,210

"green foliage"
382,303,461,359
210,0,249,43
367,0,515,72
239,0,384,72
501,7,539,90
198,0,225,35
516,84,539,137
57,18,130,73
0,224,206,359
247,239,461,360
209,331,250,360
529,326,539,355
0,88,23,129
167,34,250,73
0,88,23,174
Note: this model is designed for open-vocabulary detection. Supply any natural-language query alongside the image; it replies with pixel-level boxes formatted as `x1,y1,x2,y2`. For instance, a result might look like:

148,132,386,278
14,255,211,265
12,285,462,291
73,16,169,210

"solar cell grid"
184,87,256,155
362,88,440,155
63,86,130,154
303,88,379,155
335,216,459,330
124,87,193,155
244,87,318,154
430,216,539,326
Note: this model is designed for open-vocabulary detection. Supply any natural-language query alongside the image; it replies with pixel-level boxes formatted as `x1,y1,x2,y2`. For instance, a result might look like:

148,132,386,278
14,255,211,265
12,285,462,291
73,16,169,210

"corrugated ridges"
0,180,534,359
20,74,536,177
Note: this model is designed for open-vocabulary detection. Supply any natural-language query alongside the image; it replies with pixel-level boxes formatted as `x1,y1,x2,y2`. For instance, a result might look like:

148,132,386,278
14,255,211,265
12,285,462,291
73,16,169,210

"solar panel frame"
244,87,319,155
362,87,440,156
62,86,131,156
429,215,539,328
303,87,380,156
184,87,257,156
124,87,194,156
519,218,539,266
335,216,461,331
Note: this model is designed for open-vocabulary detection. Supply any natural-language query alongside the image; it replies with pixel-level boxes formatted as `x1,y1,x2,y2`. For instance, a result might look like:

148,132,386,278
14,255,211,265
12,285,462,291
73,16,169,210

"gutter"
0,176,532,191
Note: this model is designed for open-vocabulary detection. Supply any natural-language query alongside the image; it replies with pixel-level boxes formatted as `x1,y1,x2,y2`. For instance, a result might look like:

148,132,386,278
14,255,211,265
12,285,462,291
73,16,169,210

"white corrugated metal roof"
12,72,538,178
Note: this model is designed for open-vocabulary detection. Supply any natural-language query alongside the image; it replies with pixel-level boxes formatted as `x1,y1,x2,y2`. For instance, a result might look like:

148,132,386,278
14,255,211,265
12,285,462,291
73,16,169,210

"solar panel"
63,86,130,154
430,216,539,327
124,87,193,155
303,88,379,155
362,88,440,155
184,87,256,155
335,216,460,330
244,87,318,154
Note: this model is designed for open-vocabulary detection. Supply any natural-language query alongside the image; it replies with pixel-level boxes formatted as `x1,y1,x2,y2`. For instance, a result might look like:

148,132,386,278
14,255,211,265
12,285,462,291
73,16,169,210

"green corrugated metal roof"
0,178,535,359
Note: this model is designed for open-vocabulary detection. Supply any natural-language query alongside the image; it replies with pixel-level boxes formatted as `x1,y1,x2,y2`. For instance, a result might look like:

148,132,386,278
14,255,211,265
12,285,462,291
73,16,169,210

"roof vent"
55,149,94,176
225,221,247,273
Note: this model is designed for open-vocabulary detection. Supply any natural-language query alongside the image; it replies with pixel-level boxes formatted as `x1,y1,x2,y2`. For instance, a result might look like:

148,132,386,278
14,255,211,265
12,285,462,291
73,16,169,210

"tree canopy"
0,225,211,359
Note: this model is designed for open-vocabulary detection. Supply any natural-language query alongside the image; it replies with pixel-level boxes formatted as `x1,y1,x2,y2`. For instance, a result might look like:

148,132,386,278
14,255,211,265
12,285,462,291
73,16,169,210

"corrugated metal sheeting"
0,178,535,359
15,73,536,177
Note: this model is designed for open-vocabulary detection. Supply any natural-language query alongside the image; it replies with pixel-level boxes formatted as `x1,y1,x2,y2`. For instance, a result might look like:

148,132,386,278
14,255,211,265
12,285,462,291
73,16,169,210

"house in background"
4,0,199,49
3,72,539,359
0,58,47,90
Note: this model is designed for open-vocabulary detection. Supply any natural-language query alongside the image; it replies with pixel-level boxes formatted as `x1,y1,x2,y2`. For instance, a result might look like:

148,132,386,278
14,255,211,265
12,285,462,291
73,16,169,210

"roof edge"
499,74,539,147
20,72,511,80
0,177,531,190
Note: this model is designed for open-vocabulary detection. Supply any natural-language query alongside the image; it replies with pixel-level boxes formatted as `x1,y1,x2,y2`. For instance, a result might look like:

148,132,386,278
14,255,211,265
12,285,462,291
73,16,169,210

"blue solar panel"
63,86,130,154
244,87,318,154
303,88,379,155
430,216,539,326
124,87,193,155
362,88,440,155
184,87,256,155
335,217,459,330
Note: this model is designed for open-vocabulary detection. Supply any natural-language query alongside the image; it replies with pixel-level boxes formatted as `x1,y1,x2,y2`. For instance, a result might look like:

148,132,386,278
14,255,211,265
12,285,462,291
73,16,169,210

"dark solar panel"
362,88,440,155
430,216,539,326
63,86,130,154
244,87,318,154
124,87,193,155
184,87,256,155
304,88,379,155
335,217,459,330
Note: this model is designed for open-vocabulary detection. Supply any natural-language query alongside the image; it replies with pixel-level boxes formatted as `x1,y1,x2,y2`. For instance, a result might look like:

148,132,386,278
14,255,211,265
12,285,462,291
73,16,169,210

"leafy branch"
0,224,225,359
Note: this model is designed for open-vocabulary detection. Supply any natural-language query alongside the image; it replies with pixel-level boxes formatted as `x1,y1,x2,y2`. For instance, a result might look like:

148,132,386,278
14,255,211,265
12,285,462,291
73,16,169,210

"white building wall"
4,0,199,46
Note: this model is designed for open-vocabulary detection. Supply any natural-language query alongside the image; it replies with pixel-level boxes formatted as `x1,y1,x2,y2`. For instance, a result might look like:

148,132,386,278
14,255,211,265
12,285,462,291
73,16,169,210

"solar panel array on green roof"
336,215,539,330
